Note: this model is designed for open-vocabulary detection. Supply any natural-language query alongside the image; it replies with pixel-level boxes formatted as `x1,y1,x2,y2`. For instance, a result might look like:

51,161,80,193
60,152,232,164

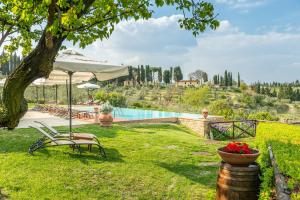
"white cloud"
215,0,266,10
216,20,239,33
67,15,300,83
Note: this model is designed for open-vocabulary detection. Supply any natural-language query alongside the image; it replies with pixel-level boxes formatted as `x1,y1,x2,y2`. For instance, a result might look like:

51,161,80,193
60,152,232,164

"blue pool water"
76,106,201,120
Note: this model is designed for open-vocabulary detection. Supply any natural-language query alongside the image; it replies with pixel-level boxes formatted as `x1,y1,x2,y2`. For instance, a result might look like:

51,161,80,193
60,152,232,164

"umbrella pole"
68,71,74,137
55,84,58,105
43,84,45,104
36,86,39,104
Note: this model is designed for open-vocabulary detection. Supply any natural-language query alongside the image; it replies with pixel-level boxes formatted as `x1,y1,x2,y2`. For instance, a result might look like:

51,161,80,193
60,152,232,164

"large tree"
188,69,208,83
173,66,183,82
140,65,145,83
0,0,219,129
163,70,171,84
158,67,162,83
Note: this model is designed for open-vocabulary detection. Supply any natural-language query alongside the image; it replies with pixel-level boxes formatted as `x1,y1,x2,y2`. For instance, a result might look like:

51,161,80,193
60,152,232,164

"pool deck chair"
29,125,106,157
34,121,99,142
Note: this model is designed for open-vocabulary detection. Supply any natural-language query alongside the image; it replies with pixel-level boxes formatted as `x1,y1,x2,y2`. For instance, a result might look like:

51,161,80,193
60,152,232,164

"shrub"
108,92,126,107
255,123,300,199
276,104,289,114
234,108,249,120
131,102,143,108
248,112,279,121
95,90,126,107
130,101,158,110
183,86,210,108
240,83,248,91
209,99,234,119
254,95,265,106
239,93,262,108
94,90,108,102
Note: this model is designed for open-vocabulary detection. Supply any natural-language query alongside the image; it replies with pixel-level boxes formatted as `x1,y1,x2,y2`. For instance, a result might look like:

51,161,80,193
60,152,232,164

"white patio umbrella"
52,49,128,135
77,83,100,89
32,71,95,104
77,83,100,97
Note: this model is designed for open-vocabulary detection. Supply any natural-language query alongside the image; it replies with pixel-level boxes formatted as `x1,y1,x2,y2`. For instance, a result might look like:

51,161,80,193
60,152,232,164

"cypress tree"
163,70,171,84
173,66,183,82
237,72,241,87
145,65,152,83
220,76,224,86
137,66,141,84
203,72,208,82
158,67,162,83
128,66,133,81
170,67,173,83
213,75,217,85
224,70,228,86
140,65,145,83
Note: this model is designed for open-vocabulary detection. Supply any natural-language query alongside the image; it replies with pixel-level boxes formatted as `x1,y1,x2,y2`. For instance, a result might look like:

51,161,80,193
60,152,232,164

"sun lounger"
28,125,106,157
33,121,98,141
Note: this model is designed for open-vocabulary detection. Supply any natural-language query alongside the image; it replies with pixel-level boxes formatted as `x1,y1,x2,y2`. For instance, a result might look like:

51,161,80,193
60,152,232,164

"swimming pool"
76,106,201,120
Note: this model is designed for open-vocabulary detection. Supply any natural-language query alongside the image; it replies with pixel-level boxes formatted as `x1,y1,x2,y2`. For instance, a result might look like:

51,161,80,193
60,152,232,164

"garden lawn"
0,124,225,200
255,122,300,200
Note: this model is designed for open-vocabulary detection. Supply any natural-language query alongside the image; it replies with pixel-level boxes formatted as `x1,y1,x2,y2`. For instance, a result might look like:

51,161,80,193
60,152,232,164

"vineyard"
255,122,300,200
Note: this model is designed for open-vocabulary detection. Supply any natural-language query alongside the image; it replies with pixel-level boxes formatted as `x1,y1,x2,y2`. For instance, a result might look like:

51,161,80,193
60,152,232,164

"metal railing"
209,120,258,140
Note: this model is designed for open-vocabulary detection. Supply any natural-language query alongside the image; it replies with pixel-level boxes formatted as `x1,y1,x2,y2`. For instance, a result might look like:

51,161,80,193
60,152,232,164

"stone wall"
114,117,178,124
178,116,224,138
114,116,224,138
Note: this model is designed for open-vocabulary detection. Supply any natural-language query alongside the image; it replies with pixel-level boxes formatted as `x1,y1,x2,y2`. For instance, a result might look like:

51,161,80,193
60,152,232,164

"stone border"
114,116,224,138
114,117,178,124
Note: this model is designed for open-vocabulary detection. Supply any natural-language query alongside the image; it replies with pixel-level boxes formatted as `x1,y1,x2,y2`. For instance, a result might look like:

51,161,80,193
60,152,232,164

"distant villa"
176,80,202,87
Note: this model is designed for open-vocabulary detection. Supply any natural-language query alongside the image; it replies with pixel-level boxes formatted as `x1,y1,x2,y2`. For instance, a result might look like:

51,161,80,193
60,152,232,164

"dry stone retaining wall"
114,116,224,137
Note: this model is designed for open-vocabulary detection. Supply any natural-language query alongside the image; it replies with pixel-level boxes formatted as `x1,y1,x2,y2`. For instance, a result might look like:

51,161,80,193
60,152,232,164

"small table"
73,133,94,152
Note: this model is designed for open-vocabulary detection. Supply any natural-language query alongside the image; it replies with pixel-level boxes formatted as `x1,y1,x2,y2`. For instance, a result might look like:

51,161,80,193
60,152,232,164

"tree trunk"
0,32,65,129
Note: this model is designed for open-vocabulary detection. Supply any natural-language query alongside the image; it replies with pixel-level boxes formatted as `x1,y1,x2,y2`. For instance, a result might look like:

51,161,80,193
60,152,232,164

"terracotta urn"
217,147,260,165
99,113,113,127
202,108,209,119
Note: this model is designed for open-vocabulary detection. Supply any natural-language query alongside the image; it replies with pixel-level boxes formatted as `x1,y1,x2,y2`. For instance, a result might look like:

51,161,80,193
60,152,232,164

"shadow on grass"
56,124,120,138
156,161,219,187
68,147,124,163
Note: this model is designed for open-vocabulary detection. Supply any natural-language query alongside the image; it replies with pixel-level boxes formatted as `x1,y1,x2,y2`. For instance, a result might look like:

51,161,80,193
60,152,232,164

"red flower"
223,141,252,154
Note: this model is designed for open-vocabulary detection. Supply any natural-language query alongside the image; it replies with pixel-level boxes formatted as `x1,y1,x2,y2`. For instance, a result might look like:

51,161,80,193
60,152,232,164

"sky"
68,0,300,83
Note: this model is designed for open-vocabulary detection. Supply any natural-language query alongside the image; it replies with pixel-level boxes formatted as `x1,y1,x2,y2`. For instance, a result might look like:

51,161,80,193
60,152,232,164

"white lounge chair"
29,125,106,157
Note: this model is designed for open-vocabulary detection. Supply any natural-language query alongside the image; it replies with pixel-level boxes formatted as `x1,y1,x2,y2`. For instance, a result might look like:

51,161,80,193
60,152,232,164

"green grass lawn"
0,124,225,200
255,122,300,200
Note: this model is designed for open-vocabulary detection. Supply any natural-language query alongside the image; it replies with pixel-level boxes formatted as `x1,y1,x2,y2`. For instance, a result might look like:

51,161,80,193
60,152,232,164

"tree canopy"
0,0,219,128
0,0,219,57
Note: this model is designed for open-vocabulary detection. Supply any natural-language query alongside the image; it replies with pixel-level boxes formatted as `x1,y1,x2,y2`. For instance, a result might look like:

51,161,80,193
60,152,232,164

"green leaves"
0,0,219,57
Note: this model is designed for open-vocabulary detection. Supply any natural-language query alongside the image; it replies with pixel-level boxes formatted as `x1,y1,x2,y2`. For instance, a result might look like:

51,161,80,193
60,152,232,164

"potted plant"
99,101,113,127
217,142,260,165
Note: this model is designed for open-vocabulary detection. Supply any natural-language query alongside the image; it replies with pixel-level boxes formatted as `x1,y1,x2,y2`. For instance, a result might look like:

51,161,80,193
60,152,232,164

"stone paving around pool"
17,111,92,128
18,110,224,138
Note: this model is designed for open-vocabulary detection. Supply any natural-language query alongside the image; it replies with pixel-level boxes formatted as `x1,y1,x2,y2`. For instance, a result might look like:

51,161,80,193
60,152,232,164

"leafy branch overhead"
0,0,219,129
0,0,219,55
